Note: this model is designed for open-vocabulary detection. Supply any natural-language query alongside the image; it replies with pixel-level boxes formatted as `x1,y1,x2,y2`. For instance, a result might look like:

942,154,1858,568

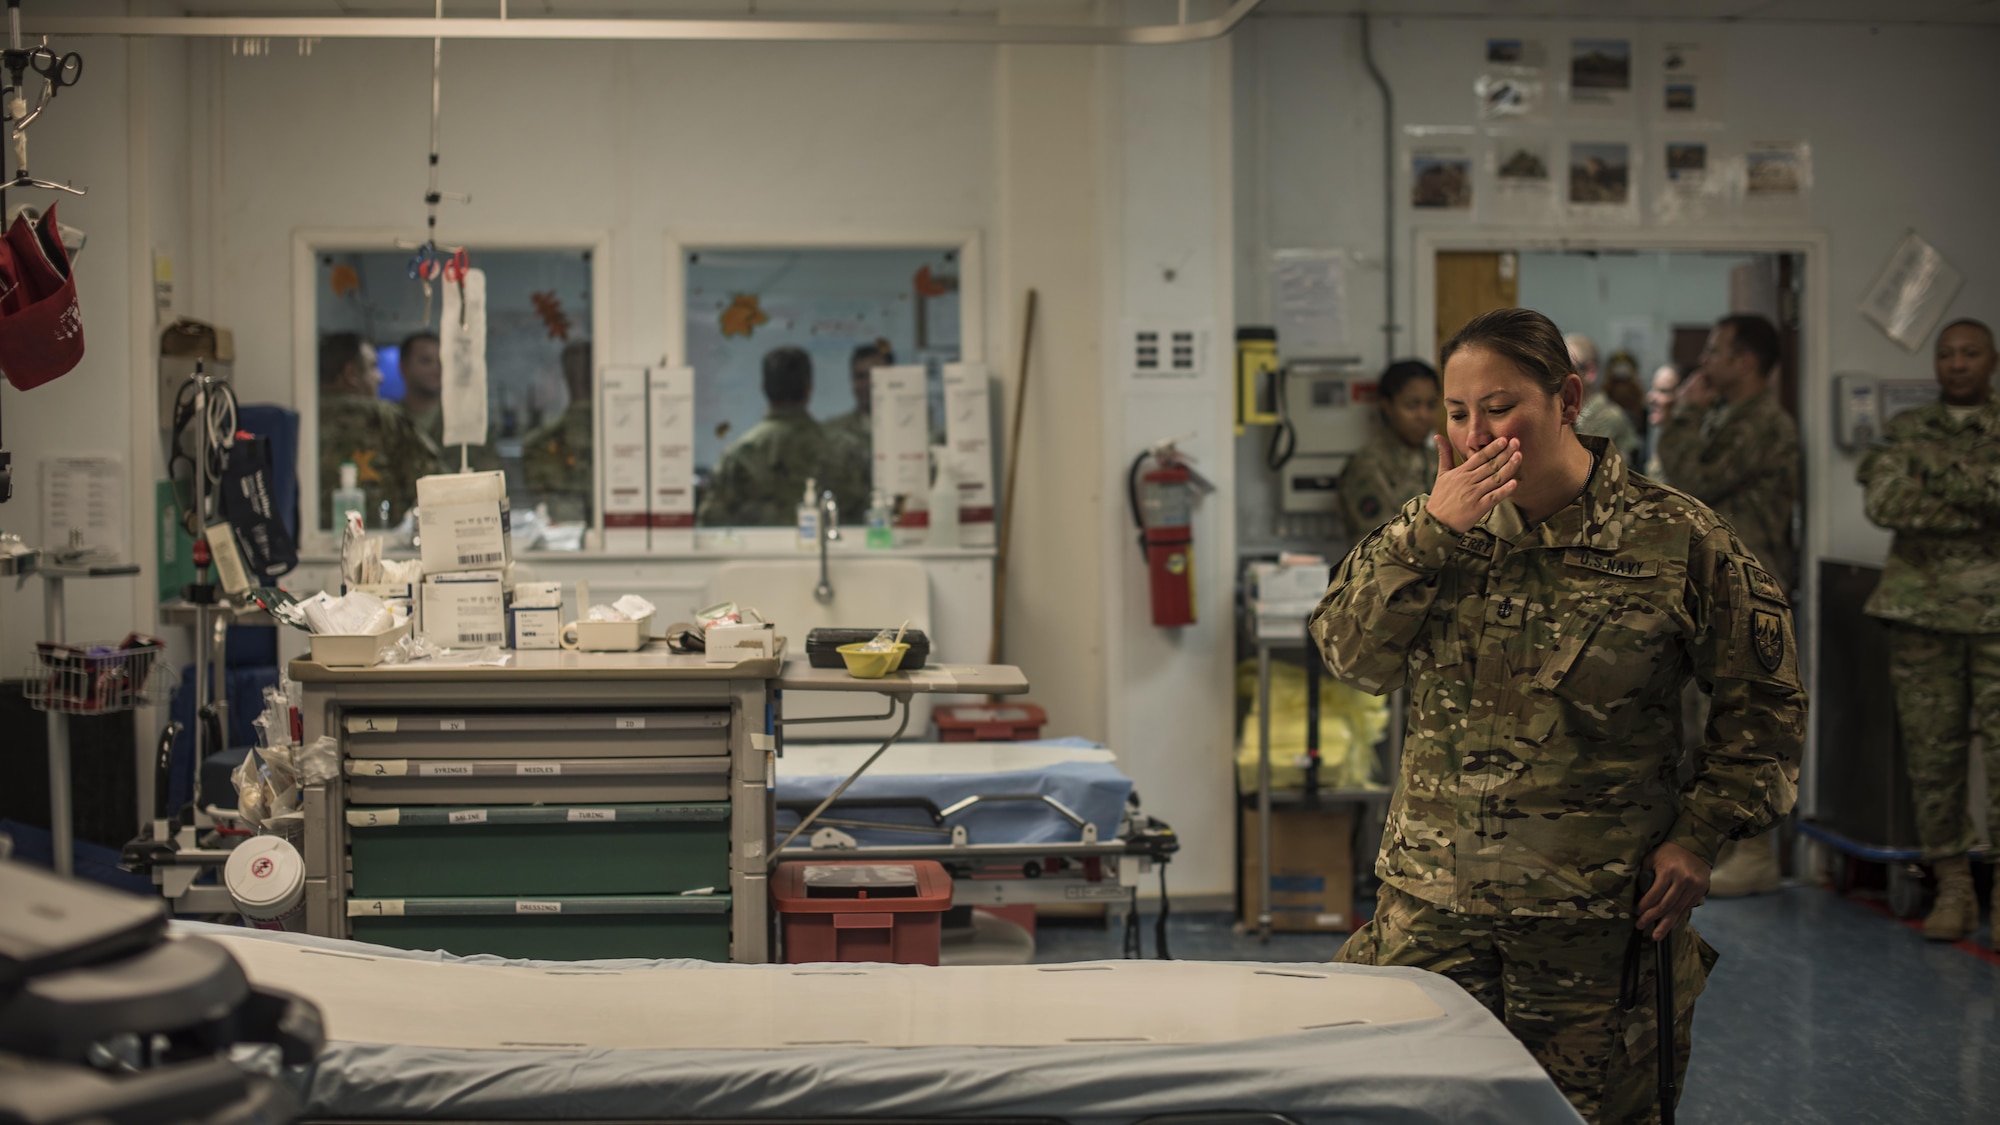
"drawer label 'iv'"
616,717,646,729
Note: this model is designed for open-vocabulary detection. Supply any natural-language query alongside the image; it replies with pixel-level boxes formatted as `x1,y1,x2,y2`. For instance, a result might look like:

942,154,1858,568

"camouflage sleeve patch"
1724,553,1801,688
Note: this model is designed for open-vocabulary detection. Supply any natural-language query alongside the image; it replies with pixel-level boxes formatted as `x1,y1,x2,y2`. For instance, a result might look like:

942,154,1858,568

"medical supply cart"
1244,563,1397,941
293,647,783,962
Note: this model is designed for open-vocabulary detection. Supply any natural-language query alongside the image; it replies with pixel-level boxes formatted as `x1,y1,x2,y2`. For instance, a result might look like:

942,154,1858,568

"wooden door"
1434,251,1519,360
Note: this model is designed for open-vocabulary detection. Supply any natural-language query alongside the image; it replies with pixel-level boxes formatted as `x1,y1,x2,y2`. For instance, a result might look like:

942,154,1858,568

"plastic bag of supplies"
1234,658,1389,792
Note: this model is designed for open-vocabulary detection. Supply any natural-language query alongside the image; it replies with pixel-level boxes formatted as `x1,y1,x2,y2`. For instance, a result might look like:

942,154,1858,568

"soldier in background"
698,345,833,527
1654,314,1801,897
821,339,892,512
318,331,441,528
521,340,595,522
1336,359,1439,540
1643,362,1680,477
1858,317,2000,949
1564,333,1644,466
1313,308,1804,1124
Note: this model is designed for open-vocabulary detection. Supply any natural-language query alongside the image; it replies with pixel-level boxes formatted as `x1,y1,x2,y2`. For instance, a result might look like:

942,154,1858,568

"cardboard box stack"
416,471,512,648
1240,806,1356,933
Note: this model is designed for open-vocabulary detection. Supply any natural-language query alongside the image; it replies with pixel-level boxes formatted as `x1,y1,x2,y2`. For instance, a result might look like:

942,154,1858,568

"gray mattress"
177,923,1580,1125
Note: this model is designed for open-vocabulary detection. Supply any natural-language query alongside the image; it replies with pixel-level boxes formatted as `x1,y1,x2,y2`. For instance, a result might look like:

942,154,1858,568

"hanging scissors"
28,48,83,93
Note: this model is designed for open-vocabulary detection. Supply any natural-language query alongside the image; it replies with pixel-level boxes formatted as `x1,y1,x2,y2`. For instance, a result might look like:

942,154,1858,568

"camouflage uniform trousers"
1886,624,2000,860
1337,884,1716,1125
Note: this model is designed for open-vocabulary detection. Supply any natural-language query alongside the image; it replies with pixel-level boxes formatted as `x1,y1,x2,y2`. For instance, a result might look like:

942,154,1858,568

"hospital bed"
171,922,1585,1125
775,741,1179,953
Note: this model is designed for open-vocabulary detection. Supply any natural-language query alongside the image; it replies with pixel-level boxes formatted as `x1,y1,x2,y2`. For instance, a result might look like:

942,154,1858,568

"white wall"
1235,12,2000,572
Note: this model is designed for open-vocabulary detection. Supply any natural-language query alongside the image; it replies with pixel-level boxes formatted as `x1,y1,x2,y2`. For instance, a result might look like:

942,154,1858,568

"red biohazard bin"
933,702,1048,742
772,859,954,965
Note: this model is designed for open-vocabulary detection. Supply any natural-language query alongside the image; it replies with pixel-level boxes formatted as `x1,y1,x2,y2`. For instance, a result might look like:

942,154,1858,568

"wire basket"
24,638,169,715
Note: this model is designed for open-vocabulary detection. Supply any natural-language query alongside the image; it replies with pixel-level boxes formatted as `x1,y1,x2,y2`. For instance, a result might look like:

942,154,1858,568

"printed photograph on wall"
1486,37,1546,70
1488,135,1558,222
1475,74,1542,120
1665,142,1707,182
1746,147,1803,195
1411,152,1473,209
1569,38,1631,106
1659,41,1720,121
1568,141,1630,205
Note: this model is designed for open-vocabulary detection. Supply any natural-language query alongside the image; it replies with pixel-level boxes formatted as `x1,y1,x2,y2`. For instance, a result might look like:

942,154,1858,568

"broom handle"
988,288,1039,681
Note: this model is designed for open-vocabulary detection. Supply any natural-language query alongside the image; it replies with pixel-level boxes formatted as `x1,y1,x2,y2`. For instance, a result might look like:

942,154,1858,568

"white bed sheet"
179,923,1581,1125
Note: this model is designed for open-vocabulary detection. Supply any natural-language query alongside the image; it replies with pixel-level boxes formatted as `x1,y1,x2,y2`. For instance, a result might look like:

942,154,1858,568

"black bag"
219,436,297,579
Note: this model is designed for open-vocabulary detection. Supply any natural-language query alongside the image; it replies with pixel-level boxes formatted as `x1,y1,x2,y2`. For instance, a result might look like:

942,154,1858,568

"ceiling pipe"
28,1,1265,46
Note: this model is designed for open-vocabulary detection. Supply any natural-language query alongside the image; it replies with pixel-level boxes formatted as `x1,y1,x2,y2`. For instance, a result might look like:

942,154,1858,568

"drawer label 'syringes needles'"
516,762,563,776
416,762,474,777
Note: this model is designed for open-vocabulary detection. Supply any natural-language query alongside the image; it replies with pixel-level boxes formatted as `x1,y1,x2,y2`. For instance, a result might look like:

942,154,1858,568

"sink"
706,558,932,740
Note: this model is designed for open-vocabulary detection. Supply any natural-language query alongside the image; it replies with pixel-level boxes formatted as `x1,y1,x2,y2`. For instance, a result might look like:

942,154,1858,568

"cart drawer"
347,894,732,961
343,756,730,804
341,709,730,759
347,803,730,897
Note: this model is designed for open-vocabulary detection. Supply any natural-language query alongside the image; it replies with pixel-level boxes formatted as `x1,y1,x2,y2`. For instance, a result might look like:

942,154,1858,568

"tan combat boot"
1923,854,1977,942
1708,835,1781,897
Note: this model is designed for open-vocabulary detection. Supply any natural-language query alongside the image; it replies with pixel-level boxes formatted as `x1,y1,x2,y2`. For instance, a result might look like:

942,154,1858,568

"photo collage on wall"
1411,27,1807,226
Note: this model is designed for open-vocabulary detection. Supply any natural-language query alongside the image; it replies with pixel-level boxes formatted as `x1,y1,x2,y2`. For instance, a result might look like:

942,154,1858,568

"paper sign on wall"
943,362,995,546
648,365,695,545
1861,232,1964,352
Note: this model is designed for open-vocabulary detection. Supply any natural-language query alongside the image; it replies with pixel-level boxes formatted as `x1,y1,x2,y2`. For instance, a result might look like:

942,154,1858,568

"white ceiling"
167,0,2000,22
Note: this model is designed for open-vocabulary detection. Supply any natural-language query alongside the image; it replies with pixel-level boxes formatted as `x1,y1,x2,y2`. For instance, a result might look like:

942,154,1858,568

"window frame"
292,227,614,552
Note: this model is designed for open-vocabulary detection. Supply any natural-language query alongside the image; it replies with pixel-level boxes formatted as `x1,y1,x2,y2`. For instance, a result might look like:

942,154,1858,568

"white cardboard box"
705,621,777,665
511,606,562,650
512,581,563,609
421,572,507,648
943,362,996,547
602,365,650,552
417,471,511,575
648,365,696,551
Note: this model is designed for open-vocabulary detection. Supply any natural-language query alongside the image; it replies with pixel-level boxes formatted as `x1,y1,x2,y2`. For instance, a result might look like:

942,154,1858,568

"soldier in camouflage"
1337,359,1440,541
521,341,596,522
1312,308,1805,1125
1654,313,1801,897
697,345,836,527
1857,317,2000,948
1565,333,1644,466
318,332,442,528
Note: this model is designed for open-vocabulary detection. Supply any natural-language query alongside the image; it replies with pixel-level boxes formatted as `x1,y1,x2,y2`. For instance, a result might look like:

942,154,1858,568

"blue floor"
1033,886,1999,1124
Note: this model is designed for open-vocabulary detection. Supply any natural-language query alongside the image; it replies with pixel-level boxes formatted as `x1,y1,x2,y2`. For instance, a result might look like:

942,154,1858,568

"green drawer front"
349,803,729,897
351,911,731,962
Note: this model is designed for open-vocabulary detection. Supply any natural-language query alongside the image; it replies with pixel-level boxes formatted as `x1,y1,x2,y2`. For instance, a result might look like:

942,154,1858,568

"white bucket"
225,834,306,932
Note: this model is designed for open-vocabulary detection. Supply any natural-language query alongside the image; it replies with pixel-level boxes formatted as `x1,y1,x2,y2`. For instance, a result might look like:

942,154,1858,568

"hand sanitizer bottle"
866,489,894,550
332,461,367,530
796,477,820,551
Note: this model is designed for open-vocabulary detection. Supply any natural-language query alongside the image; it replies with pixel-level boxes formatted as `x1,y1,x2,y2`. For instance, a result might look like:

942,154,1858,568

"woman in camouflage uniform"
1311,308,1806,1124
1336,359,1441,540
1857,317,2000,948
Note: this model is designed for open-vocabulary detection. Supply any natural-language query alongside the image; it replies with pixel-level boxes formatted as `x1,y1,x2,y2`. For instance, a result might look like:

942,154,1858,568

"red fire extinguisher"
1128,439,1211,628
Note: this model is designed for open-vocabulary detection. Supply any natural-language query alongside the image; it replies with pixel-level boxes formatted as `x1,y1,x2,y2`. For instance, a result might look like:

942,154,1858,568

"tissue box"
706,621,777,665
421,572,507,648
417,471,513,575
511,606,562,650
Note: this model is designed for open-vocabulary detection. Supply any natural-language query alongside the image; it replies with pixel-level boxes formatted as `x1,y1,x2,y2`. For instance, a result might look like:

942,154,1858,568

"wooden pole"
989,288,1038,672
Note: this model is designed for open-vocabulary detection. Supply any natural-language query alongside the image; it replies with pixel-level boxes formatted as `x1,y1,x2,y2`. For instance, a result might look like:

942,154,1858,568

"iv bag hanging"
439,268,488,450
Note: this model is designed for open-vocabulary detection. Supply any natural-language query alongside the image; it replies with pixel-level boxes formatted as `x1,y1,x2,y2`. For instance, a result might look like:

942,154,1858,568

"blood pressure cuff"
0,202,84,390
221,435,299,580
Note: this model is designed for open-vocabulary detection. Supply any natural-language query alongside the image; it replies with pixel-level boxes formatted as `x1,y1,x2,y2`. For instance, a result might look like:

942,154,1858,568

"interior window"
685,247,960,526
314,248,594,547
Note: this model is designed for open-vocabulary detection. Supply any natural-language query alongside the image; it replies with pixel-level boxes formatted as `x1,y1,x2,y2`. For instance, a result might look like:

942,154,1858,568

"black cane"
1637,870,1677,1125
